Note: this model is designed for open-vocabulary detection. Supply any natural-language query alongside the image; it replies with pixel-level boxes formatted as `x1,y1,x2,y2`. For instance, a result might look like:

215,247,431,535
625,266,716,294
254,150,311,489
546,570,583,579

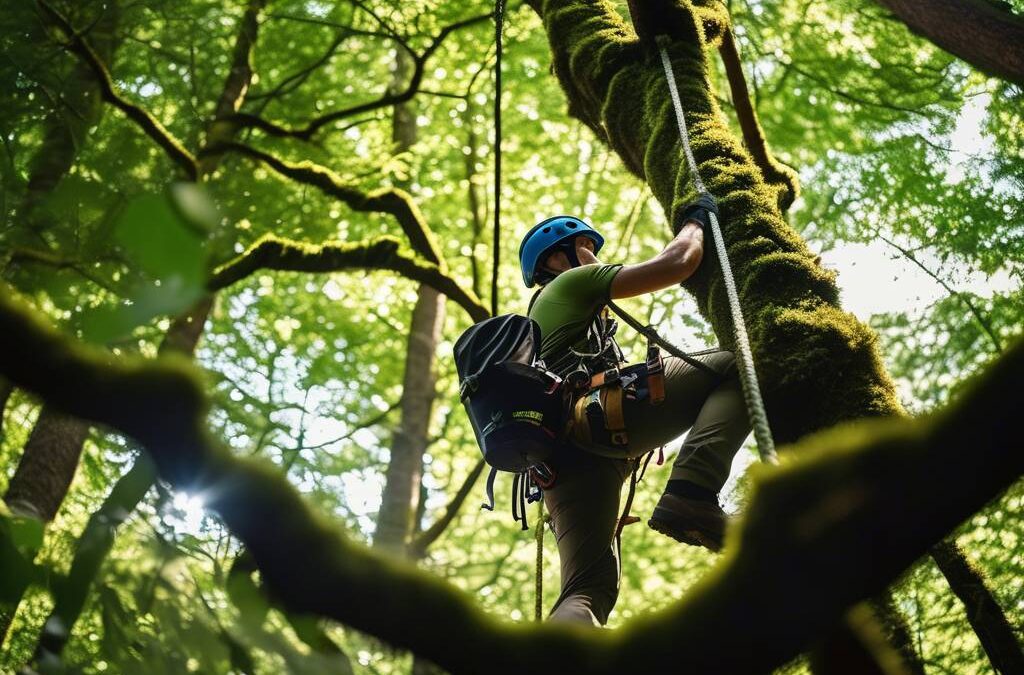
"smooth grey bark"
374,48,447,556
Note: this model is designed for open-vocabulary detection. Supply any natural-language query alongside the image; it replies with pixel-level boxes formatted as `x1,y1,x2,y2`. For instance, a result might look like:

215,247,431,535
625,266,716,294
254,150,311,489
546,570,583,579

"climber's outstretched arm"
609,192,718,299
610,222,704,298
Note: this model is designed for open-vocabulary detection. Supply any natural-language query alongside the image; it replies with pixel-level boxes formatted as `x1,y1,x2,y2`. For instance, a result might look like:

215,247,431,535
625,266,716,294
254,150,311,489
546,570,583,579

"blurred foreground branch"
0,286,1020,674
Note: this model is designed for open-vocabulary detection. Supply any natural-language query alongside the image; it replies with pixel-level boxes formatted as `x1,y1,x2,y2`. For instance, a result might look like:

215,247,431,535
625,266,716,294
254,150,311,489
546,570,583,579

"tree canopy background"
0,0,1021,673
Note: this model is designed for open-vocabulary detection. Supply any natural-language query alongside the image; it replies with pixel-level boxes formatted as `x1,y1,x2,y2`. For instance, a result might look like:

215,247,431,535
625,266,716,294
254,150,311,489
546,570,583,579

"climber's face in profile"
541,235,598,277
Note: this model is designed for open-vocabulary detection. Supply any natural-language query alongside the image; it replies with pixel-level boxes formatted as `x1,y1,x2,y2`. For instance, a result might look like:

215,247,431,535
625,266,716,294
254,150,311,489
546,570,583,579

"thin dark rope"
491,0,506,317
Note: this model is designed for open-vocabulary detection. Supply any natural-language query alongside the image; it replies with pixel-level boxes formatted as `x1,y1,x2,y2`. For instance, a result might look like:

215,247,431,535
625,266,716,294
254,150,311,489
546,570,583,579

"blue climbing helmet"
518,216,605,287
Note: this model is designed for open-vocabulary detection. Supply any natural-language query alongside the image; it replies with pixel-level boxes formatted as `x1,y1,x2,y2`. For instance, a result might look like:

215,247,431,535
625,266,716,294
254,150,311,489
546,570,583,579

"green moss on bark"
538,0,902,443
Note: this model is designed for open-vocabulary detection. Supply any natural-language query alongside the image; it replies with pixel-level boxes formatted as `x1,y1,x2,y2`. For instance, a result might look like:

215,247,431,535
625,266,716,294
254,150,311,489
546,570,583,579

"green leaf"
78,187,213,342
169,182,220,234
114,191,206,287
8,511,45,557
79,276,204,343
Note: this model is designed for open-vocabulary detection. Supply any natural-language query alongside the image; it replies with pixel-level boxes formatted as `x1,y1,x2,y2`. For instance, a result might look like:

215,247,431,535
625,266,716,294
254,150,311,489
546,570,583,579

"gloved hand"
674,192,719,234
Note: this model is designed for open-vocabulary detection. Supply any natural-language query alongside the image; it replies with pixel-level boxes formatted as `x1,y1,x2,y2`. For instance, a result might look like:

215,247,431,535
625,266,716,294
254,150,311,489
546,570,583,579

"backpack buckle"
544,371,562,394
459,375,479,400
565,368,591,393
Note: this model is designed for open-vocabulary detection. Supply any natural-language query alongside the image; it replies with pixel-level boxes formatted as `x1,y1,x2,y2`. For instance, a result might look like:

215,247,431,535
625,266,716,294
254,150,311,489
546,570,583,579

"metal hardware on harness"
529,462,557,489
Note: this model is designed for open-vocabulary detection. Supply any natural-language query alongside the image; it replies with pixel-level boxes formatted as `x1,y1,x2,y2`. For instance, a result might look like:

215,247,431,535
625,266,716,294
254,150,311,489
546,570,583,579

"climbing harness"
655,36,778,466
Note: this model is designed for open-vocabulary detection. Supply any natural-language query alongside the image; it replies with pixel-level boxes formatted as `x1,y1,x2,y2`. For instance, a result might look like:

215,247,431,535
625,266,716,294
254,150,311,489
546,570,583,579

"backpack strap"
481,466,498,512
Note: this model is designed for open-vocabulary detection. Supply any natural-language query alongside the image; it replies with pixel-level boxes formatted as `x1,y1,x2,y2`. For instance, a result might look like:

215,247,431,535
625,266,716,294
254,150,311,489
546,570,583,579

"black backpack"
454,314,567,529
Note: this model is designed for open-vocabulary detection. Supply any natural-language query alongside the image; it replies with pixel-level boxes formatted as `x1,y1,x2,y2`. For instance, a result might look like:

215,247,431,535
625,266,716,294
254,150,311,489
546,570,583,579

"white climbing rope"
656,37,778,465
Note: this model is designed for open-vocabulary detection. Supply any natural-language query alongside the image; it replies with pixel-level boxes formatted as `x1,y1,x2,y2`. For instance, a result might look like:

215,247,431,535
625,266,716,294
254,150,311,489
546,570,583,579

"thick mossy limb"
216,141,446,268
0,287,1020,674
538,0,901,442
209,234,488,322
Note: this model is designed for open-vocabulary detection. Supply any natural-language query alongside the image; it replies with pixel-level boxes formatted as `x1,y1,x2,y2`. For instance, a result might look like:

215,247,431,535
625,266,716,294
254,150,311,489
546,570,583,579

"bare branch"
229,12,492,140
875,231,1003,353
36,0,199,180
409,458,486,560
718,27,799,211
6,246,121,292
297,399,402,452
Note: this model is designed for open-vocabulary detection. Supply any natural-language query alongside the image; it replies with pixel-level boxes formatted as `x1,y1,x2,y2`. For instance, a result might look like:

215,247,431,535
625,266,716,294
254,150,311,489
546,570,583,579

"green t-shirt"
528,263,622,372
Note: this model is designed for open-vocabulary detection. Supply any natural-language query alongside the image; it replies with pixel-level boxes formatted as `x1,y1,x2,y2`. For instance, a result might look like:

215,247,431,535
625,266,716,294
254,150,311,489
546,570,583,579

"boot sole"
648,510,723,552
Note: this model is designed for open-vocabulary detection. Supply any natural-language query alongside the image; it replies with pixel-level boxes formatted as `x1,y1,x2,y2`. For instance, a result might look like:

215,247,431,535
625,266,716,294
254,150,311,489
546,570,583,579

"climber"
520,195,751,625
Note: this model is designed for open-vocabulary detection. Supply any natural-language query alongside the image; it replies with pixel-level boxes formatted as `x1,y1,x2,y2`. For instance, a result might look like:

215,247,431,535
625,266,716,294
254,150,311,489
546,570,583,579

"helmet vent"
567,222,577,228
542,227,551,233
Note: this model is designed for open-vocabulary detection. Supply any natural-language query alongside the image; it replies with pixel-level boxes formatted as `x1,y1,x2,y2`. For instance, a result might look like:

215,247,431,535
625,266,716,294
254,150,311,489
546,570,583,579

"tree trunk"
375,287,445,553
0,378,13,439
9,0,266,656
20,3,120,240
197,0,267,175
0,411,89,641
931,539,1024,674
374,48,447,556
4,409,90,522
0,6,121,642
30,452,157,662
874,0,1024,86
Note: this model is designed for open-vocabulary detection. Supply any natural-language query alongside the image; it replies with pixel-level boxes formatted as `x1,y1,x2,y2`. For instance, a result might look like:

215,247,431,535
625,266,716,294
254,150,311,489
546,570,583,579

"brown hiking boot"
648,493,729,552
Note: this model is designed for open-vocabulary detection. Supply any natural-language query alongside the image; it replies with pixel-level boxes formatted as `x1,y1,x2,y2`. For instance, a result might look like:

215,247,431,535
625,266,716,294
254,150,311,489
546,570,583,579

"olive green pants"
543,351,750,624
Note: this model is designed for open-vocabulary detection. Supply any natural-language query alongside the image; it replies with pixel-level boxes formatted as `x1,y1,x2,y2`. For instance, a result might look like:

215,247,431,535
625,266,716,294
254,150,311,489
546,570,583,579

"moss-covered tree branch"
534,0,899,448
36,0,199,180
0,285,1021,674
228,12,493,140
209,234,488,322
215,142,445,266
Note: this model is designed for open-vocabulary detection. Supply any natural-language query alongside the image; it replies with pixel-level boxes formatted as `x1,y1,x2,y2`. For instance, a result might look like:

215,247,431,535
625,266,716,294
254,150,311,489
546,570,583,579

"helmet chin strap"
555,240,582,268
